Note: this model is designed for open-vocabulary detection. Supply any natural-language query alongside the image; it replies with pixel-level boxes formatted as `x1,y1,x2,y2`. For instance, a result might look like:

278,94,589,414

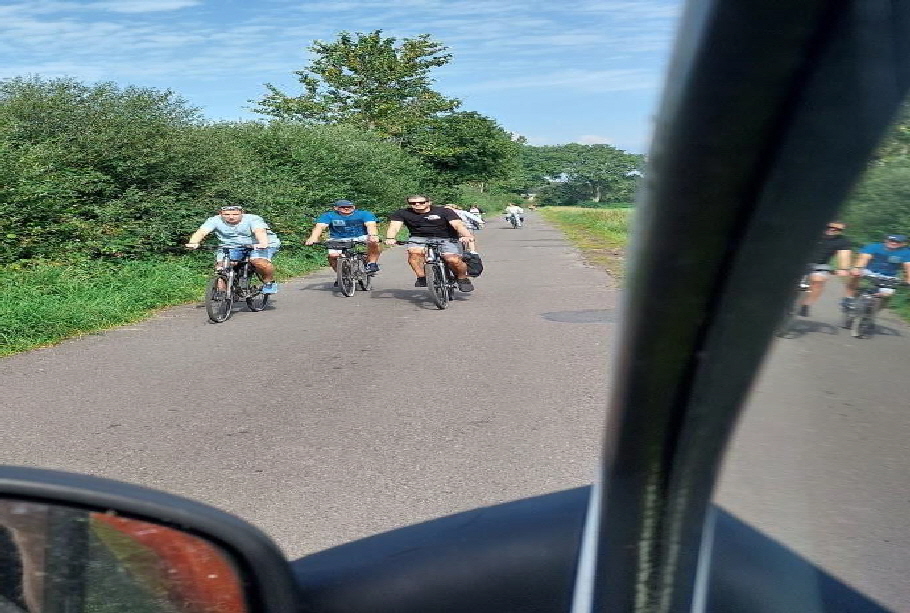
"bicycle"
315,240,373,297
842,273,903,338
507,214,522,229
776,269,812,337
202,246,270,323
398,239,460,309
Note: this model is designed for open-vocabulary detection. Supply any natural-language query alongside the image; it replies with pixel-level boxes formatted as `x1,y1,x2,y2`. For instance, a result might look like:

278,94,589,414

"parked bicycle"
202,246,270,323
398,239,459,309
776,269,812,337
315,240,373,297
842,273,903,338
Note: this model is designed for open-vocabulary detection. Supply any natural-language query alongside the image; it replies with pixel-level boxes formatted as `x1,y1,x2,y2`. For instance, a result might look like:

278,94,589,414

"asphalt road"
715,281,910,610
2,215,908,610
0,212,615,556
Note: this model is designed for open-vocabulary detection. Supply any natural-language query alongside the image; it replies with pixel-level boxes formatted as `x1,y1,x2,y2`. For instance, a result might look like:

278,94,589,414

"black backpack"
463,253,484,277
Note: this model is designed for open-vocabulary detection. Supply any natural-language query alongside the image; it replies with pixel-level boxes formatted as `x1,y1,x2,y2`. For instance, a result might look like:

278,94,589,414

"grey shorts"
406,236,463,256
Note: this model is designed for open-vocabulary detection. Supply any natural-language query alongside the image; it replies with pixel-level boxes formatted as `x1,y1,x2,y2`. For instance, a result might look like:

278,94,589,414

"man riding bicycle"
505,203,524,227
305,200,381,285
185,205,280,293
384,195,475,292
844,233,910,310
798,221,852,317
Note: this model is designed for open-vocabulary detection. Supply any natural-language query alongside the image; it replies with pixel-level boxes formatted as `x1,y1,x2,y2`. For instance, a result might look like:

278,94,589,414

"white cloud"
576,135,613,145
81,0,203,13
462,68,658,94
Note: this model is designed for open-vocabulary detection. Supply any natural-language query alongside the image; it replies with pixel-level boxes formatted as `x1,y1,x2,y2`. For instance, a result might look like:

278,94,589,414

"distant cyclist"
384,195,475,292
798,221,852,317
443,204,483,253
305,200,381,284
185,205,280,294
505,203,524,227
844,233,910,310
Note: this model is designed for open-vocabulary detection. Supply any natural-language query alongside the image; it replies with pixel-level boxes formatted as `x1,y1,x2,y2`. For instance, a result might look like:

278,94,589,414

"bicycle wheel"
356,257,372,291
245,266,270,312
205,272,234,323
850,298,874,338
425,263,449,309
338,257,356,297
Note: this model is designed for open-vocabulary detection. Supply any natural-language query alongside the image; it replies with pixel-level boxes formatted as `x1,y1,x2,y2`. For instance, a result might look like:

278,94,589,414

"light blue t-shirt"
860,242,910,276
316,210,378,239
199,214,280,247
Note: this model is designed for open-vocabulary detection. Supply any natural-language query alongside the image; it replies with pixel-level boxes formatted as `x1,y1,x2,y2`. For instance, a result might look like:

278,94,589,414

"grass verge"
539,206,633,280
0,249,323,357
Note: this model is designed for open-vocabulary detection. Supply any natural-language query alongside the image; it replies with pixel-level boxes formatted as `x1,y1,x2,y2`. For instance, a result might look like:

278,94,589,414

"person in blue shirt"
304,200,382,279
185,205,281,294
844,233,910,307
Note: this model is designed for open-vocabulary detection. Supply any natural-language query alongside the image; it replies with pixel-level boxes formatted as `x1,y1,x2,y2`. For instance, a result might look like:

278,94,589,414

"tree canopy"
253,30,460,139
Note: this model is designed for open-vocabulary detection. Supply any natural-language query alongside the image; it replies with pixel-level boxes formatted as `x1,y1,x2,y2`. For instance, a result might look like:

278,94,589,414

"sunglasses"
220,206,243,212
336,205,355,209
408,201,428,205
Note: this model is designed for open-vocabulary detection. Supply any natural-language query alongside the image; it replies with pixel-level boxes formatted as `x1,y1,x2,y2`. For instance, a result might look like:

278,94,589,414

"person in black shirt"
799,221,852,316
385,195,476,292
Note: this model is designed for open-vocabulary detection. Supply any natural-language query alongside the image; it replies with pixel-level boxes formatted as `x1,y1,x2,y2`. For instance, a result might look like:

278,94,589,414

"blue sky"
1,0,683,153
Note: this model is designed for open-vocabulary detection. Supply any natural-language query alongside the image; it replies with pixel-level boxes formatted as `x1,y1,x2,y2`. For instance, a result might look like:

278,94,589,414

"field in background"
538,206,632,280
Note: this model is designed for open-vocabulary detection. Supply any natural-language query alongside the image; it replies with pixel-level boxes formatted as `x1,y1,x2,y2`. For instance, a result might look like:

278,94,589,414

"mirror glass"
0,499,247,613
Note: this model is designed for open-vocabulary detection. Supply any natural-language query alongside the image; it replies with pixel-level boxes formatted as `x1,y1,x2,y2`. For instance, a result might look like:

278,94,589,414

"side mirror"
0,466,300,613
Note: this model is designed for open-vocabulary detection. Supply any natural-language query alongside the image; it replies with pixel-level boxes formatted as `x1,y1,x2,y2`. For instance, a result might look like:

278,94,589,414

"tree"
253,30,460,139
401,111,520,187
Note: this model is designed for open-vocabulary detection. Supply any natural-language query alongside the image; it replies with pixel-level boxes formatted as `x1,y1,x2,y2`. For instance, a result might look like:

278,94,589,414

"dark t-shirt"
811,234,851,265
389,206,461,239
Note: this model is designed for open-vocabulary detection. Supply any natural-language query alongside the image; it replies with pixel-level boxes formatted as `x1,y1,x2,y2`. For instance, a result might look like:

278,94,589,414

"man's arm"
851,252,872,274
903,261,910,280
449,219,473,244
305,223,329,245
385,220,404,245
185,227,211,248
252,227,269,249
364,221,380,243
836,249,852,275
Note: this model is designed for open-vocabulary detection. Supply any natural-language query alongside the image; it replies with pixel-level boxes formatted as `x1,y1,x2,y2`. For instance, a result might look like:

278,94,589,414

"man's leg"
367,241,381,264
327,254,340,272
407,249,426,276
250,258,275,283
803,273,828,305
443,253,474,292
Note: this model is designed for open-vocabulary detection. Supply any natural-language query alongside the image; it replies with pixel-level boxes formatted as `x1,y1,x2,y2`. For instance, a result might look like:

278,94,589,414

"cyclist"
305,200,381,284
443,204,483,253
798,221,852,317
185,205,280,294
844,233,910,310
384,195,475,292
504,203,525,227
468,205,485,221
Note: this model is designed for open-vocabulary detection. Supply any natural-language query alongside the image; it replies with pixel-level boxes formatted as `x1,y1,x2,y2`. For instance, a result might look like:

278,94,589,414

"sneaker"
798,304,810,317
457,278,475,292
414,277,428,287
261,282,278,294
365,262,380,274
333,281,338,287
840,297,855,311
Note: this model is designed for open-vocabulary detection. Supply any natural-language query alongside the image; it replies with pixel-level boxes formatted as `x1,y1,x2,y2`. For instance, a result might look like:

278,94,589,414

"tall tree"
401,111,519,187
253,30,460,138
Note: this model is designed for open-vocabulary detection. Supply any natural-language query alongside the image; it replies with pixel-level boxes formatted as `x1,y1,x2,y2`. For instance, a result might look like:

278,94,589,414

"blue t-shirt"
860,242,910,276
316,210,377,239
199,214,280,247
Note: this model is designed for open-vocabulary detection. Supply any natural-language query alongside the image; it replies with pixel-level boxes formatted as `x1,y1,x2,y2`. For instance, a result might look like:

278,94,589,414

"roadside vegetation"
539,206,632,280
0,29,643,356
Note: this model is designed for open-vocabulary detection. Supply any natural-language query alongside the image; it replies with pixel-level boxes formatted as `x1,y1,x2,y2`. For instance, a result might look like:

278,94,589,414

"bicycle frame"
318,240,372,296
844,274,901,338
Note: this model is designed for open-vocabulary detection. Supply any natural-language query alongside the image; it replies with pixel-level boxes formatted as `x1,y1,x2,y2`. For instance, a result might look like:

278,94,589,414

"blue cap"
886,234,908,242
333,200,355,208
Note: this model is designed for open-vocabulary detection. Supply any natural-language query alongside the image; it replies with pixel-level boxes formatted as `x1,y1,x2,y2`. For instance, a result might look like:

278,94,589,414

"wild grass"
0,250,323,357
539,206,632,280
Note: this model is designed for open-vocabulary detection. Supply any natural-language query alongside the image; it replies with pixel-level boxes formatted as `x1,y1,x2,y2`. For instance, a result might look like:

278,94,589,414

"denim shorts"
215,246,279,262
405,236,463,255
